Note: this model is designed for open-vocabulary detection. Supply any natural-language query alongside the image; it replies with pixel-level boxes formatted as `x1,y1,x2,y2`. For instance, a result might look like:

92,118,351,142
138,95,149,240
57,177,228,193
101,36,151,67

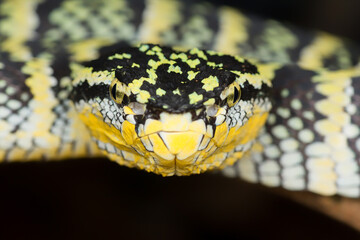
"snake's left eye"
109,79,129,105
221,82,241,107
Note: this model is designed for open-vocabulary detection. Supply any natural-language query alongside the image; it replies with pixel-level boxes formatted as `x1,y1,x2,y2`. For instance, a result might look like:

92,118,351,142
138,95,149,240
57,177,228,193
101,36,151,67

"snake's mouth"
80,100,269,176
139,130,212,158
131,127,252,176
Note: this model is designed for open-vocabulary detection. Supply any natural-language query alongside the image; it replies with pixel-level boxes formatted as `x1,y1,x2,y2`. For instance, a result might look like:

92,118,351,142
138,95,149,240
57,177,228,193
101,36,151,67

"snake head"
71,44,272,176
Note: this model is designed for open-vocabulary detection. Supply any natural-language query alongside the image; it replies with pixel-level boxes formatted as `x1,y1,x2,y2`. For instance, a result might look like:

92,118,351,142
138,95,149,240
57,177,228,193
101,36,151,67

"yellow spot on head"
201,76,219,91
204,98,215,105
189,48,208,60
189,92,203,104
152,45,162,52
156,88,166,96
173,88,181,95
146,69,157,83
187,71,199,80
137,90,151,103
167,65,183,74
108,53,131,60
139,44,149,52
146,50,155,55
187,59,200,68
170,52,188,62
207,62,223,68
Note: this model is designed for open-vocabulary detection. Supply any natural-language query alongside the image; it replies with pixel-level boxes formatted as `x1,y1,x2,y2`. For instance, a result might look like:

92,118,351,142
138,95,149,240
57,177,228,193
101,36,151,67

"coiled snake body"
1,0,360,197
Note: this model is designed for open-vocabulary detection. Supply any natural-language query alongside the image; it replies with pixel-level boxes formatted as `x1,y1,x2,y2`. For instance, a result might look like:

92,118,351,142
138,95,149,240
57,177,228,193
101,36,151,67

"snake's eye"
109,79,129,105
221,82,241,107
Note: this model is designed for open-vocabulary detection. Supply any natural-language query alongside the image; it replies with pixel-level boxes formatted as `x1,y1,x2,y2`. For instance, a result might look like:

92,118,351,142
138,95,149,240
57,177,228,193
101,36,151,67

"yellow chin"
78,104,268,176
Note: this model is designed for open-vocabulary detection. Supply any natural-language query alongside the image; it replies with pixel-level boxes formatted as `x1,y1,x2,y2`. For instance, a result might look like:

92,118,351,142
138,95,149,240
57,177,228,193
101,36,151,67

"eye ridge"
226,82,241,107
109,79,129,105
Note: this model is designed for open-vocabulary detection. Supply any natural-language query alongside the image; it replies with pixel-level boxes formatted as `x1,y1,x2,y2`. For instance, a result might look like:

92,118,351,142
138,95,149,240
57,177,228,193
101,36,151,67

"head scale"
71,44,272,176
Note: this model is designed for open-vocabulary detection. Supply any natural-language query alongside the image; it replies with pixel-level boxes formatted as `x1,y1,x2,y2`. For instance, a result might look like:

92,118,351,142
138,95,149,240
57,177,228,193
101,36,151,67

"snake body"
1,0,360,197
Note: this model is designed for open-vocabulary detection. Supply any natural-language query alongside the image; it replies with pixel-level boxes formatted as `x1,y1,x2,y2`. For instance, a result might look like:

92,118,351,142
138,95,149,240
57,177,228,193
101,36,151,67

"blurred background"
211,0,360,43
1,0,360,239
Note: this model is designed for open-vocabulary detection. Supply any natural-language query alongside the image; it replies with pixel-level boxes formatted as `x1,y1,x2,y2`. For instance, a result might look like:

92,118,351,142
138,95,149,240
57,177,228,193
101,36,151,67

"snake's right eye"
109,79,129,105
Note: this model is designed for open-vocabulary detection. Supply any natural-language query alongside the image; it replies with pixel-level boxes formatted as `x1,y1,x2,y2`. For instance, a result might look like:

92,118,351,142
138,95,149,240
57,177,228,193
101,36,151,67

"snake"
1,0,360,198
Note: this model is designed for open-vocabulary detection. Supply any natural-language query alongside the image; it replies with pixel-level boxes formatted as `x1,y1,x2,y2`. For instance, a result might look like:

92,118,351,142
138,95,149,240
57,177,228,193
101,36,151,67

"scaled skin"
72,44,272,176
1,0,360,196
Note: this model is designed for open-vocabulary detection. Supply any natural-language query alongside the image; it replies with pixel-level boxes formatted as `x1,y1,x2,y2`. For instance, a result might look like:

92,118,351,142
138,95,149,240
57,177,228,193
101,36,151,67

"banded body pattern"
0,0,360,196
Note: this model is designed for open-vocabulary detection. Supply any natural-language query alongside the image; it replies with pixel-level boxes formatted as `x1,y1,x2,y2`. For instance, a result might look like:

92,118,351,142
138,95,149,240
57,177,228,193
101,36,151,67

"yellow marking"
71,64,115,87
316,83,344,96
65,103,102,157
21,58,60,158
136,90,151,103
108,53,131,60
0,0,41,61
201,76,219,91
172,88,180,95
149,133,175,160
8,148,27,161
151,45,163,52
234,112,269,146
78,105,135,153
160,112,192,132
124,106,135,115
170,52,188,61
187,71,199,80
190,48,208,60
128,76,158,103
329,112,350,126
143,119,163,136
167,65,182,74
256,63,281,86
132,63,140,68
68,38,114,62
315,99,343,116
138,0,181,43
233,72,271,89
159,131,202,159
299,33,343,70
121,121,138,145
139,44,150,52
214,7,248,54
325,134,347,149
188,92,203,104
207,62,223,68
2,59,96,161
147,58,176,69
156,88,166,96
204,98,215,106
313,68,360,83
213,122,229,147
314,119,341,135
187,59,200,68
308,181,337,196
189,120,207,135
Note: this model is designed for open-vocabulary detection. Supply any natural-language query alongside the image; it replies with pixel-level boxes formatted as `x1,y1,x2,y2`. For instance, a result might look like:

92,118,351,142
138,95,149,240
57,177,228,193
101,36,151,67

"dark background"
1,0,360,239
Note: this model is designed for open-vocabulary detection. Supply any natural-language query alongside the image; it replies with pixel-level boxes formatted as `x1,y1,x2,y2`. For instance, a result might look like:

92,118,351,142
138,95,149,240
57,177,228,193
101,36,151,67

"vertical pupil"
111,83,117,99
233,86,239,102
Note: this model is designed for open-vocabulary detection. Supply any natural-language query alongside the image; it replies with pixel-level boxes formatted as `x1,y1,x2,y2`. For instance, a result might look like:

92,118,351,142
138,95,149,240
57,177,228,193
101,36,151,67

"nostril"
206,105,219,117
129,102,146,115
